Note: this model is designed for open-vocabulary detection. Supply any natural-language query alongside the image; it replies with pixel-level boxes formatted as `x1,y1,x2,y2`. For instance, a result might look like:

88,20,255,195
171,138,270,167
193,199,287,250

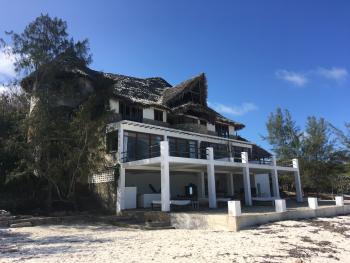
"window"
119,102,143,122
215,123,229,138
106,130,118,153
123,131,163,161
200,120,207,126
200,142,229,159
169,137,198,158
154,109,164,122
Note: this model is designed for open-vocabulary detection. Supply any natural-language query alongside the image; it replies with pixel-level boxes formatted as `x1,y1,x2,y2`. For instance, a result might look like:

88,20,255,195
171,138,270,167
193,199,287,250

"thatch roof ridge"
161,73,207,106
20,54,246,130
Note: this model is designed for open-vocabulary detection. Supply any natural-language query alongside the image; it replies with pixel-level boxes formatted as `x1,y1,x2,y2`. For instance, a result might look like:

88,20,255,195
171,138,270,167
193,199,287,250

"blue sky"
0,0,349,150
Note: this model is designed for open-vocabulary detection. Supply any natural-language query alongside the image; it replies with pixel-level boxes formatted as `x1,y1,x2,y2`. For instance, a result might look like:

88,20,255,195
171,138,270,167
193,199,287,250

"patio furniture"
151,200,192,210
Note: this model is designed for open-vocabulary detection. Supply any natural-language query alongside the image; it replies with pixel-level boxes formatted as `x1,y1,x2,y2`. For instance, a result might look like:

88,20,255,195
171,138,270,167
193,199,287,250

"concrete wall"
229,125,235,135
109,99,119,113
170,205,350,231
143,107,154,120
207,123,215,132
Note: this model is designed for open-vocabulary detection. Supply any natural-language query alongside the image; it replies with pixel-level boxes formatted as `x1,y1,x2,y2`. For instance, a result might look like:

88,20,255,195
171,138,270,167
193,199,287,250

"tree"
263,108,301,159
301,117,335,193
0,91,29,186
1,14,98,211
2,13,91,77
330,123,350,193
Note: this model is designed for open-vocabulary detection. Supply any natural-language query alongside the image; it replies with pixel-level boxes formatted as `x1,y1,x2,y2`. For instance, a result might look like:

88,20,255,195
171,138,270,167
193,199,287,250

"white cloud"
275,70,308,87
0,85,7,93
0,47,16,80
209,102,258,116
317,67,348,82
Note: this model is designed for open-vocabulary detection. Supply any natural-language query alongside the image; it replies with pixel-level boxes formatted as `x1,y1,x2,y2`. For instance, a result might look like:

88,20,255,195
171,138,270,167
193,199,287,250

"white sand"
1,216,350,263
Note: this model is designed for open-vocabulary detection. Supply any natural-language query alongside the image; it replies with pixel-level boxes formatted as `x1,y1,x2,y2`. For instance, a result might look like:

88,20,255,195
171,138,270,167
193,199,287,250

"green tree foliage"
263,108,301,159
301,117,336,193
0,14,104,211
264,108,349,195
0,91,29,186
2,13,91,76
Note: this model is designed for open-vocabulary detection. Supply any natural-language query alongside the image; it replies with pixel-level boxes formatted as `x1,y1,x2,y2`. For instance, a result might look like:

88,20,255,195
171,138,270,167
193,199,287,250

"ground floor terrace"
116,140,303,213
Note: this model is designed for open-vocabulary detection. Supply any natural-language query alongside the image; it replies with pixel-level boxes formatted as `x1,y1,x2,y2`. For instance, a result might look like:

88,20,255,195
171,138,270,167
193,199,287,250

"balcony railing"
119,143,296,169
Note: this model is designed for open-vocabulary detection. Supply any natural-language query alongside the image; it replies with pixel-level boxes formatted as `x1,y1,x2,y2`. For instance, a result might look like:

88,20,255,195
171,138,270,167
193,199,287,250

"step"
10,222,33,228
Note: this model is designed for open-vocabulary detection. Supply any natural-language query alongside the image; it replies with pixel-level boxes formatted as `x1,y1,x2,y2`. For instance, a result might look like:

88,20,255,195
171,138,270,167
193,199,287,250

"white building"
23,54,302,213
101,73,303,213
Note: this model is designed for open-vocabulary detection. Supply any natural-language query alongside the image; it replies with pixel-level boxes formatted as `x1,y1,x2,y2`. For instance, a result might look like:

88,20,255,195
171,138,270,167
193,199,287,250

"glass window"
106,130,118,153
123,131,163,161
154,109,164,122
169,137,198,158
215,123,229,138
119,102,143,122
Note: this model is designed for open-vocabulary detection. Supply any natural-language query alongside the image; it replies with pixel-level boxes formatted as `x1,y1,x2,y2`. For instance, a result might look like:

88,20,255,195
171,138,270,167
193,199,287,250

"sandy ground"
1,216,350,263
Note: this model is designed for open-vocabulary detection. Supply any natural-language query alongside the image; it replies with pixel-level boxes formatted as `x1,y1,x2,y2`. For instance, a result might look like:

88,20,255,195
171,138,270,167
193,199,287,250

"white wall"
125,171,198,198
143,107,154,119
207,123,216,132
255,174,271,197
109,99,119,113
229,125,235,135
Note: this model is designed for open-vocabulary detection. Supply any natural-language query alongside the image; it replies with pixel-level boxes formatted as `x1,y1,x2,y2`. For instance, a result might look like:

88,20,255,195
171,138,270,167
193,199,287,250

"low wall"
170,205,350,231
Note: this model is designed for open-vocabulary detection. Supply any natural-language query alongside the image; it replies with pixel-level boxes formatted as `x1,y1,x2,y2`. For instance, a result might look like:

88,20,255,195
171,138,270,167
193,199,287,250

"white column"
117,126,124,163
116,166,125,214
308,197,318,209
271,156,280,198
227,173,235,196
241,152,252,206
160,141,170,212
293,159,303,202
275,199,287,213
206,147,217,208
335,196,344,206
198,172,206,198
228,201,241,216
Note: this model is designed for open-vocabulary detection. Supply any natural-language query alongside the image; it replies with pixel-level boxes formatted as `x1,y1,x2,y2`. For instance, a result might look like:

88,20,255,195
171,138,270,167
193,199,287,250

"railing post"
206,147,217,208
293,158,303,202
160,141,170,212
271,156,280,198
241,152,252,206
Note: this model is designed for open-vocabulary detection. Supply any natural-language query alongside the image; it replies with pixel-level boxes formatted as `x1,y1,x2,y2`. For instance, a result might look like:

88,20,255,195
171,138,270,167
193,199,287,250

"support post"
160,141,170,212
275,199,287,213
206,147,217,208
241,152,252,206
116,166,125,214
198,172,206,198
227,173,235,196
308,197,318,209
335,196,344,206
293,159,303,202
117,127,124,163
228,200,241,216
271,156,280,198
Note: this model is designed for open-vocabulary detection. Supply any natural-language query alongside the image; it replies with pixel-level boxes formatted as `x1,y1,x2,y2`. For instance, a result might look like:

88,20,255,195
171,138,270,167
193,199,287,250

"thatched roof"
21,54,245,130
232,135,271,159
